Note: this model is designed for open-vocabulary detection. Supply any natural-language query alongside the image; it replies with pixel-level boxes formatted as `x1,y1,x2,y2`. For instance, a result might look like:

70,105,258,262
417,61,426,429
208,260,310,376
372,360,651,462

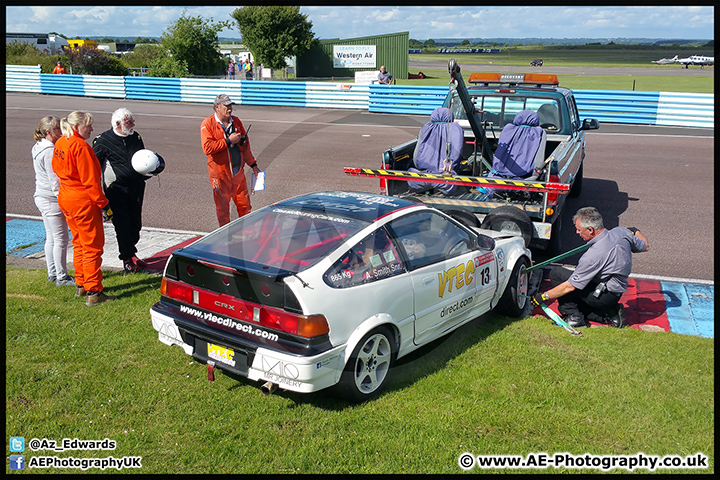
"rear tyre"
496,257,530,317
569,163,583,198
481,206,534,247
336,327,395,402
445,208,481,228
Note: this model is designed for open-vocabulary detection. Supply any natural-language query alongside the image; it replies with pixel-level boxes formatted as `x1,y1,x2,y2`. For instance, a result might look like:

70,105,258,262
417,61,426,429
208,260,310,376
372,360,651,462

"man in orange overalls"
53,61,67,74
53,111,116,306
200,94,261,227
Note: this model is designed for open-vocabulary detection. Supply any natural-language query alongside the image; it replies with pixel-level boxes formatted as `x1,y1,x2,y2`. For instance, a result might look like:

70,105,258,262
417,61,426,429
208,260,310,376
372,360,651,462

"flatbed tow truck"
345,59,599,253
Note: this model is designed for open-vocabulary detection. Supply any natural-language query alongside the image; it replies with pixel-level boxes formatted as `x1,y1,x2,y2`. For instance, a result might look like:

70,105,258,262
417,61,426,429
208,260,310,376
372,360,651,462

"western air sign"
333,45,376,69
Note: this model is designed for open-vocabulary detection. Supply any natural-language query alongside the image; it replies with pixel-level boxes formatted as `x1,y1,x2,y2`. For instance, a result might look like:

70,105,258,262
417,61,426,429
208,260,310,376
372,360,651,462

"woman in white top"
32,116,75,286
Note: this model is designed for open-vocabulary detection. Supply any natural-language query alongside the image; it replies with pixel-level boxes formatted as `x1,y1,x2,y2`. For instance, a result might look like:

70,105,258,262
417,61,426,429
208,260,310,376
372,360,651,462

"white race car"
151,191,531,401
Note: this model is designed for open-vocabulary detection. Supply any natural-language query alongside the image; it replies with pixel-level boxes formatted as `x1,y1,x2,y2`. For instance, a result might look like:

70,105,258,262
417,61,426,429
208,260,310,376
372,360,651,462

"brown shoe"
76,286,87,297
86,291,117,307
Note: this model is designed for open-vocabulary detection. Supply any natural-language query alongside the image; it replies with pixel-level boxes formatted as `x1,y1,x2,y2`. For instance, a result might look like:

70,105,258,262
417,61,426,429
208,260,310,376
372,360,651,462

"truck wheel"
481,206,534,247
335,327,395,403
496,257,530,317
445,208,481,228
569,164,583,198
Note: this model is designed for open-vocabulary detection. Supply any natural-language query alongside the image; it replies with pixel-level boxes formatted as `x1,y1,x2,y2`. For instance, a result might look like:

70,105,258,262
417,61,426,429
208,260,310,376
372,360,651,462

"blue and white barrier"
5,65,713,128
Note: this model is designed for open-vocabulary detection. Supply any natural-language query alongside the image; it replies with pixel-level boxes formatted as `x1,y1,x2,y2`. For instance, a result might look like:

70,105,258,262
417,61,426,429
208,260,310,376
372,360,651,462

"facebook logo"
10,436,25,452
9,454,25,470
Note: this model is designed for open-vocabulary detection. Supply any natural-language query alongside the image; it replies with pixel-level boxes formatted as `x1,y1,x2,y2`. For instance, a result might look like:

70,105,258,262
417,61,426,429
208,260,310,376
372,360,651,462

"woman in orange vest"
52,111,116,306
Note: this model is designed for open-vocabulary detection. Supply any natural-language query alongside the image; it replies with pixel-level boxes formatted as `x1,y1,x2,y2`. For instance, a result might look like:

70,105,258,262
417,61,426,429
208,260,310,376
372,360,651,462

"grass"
6,266,714,474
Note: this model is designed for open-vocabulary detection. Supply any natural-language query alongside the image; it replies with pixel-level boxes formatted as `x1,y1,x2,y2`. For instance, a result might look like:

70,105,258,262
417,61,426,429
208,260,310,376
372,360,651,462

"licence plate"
194,339,248,376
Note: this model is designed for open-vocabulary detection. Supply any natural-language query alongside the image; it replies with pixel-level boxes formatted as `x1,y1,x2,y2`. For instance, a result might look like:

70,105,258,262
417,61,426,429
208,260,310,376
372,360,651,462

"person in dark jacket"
92,108,148,272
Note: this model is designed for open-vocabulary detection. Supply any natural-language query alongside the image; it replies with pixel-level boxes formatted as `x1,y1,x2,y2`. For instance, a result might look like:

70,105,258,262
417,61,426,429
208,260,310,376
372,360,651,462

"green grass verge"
6,266,714,474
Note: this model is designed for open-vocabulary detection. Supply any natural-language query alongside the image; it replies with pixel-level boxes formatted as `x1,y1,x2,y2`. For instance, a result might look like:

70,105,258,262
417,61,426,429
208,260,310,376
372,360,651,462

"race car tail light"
262,309,330,338
161,277,193,304
161,277,330,338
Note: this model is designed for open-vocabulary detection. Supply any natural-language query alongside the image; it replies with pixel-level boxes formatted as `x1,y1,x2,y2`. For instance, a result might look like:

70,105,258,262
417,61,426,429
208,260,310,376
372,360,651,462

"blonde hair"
33,115,61,141
60,111,94,138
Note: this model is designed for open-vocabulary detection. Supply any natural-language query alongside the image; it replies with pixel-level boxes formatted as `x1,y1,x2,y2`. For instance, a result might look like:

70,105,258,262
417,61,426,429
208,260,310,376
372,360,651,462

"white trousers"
34,195,70,280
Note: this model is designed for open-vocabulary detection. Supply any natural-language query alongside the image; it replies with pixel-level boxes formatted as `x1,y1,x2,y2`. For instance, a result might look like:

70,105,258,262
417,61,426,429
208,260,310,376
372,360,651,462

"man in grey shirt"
531,207,649,328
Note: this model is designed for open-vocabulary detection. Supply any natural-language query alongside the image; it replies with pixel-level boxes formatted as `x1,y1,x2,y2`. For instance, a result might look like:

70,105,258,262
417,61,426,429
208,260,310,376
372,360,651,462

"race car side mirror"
476,234,495,251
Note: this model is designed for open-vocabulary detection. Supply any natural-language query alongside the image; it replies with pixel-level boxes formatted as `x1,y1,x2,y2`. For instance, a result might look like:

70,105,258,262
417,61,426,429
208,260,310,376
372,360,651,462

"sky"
5,6,715,41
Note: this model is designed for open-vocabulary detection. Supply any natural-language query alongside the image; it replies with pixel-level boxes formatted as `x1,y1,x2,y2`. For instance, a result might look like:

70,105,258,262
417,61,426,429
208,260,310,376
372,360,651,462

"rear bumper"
150,307,346,393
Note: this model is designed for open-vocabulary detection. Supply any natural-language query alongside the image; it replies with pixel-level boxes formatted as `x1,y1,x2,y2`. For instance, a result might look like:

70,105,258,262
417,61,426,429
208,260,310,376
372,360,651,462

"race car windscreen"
185,207,370,273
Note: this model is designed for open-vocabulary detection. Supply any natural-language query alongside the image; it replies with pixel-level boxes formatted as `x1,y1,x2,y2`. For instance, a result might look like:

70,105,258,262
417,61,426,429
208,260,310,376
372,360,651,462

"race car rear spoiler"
343,167,571,194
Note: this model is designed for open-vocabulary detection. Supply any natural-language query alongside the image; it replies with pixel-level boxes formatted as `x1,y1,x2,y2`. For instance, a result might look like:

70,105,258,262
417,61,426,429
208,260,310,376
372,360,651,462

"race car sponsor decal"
272,208,350,225
438,253,495,298
440,295,475,317
495,248,505,272
179,304,279,342
260,356,303,389
208,343,235,367
438,260,475,298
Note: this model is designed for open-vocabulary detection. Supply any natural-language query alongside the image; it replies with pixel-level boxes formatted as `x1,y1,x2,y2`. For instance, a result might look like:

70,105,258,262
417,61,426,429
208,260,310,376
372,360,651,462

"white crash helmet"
131,149,165,177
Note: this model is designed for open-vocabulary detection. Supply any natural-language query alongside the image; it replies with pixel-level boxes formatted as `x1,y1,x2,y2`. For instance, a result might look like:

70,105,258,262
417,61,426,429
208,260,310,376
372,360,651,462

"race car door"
387,211,482,346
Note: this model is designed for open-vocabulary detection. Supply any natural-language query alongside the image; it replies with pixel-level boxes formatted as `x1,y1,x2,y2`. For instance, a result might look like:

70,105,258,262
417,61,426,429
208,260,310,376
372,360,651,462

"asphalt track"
4,91,714,338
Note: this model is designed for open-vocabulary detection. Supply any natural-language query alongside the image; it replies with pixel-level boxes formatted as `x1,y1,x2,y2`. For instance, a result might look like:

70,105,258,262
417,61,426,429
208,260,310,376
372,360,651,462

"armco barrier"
6,65,41,93
125,76,182,102
83,75,125,99
369,85,446,115
656,92,714,128
5,65,713,128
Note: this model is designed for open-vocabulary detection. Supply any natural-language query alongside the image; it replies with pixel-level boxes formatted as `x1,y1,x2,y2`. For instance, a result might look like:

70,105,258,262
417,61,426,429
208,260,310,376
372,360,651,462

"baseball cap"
214,94,234,106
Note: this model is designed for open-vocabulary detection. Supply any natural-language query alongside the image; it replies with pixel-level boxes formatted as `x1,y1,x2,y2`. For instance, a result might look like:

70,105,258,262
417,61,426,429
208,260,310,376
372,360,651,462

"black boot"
565,313,587,328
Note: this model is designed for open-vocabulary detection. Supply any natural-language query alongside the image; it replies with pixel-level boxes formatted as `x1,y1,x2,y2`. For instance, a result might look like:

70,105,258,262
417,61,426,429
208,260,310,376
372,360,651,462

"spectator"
52,61,67,74
32,115,75,287
378,65,393,85
93,108,159,273
228,59,236,80
52,111,116,306
200,94,261,227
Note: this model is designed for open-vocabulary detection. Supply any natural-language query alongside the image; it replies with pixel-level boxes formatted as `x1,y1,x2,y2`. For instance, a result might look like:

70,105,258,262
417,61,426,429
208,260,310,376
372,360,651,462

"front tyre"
496,257,530,317
336,327,395,402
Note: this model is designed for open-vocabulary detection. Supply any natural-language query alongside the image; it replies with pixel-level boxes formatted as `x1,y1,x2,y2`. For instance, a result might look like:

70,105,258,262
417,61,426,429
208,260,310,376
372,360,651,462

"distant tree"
6,40,42,56
409,39,423,49
161,10,230,76
123,44,168,68
146,57,189,78
461,39,470,46
65,45,126,75
423,39,436,48
231,5,315,70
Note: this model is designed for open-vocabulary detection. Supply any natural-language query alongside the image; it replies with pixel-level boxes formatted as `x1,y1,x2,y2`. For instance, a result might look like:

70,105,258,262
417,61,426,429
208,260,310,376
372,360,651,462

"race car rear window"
187,207,369,273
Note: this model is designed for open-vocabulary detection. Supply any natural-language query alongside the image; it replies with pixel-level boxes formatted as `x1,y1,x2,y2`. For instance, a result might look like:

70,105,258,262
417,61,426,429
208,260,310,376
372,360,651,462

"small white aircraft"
676,55,714,68
652,55,678,65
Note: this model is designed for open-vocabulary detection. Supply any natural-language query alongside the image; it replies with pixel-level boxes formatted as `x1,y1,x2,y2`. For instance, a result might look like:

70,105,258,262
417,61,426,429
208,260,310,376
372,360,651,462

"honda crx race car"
151,191,531,401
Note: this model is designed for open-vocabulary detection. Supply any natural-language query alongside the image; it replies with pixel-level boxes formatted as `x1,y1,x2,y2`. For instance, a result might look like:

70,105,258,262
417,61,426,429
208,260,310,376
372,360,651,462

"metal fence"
5,64,713,128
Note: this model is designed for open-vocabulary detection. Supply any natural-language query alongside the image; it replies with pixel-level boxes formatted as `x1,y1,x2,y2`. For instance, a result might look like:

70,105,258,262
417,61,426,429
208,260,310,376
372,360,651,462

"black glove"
530,292,548,307
102,205,113,222
627,227,639,235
